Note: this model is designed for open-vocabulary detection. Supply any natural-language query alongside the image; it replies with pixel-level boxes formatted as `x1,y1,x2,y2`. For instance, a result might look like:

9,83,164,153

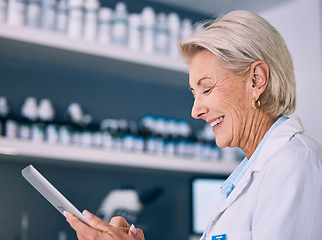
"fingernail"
82,210,93,220
130,224,137,235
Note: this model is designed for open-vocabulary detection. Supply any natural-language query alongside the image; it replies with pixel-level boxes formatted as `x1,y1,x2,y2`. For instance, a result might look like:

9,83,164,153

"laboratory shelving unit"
0,23,239,175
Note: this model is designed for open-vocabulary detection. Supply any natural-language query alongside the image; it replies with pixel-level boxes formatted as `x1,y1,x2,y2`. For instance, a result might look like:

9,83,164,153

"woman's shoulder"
267,132,322,176
256,133,322,199
284,133,322,162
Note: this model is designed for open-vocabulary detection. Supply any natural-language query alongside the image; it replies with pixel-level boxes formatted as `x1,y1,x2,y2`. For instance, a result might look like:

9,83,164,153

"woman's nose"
191,98,206,119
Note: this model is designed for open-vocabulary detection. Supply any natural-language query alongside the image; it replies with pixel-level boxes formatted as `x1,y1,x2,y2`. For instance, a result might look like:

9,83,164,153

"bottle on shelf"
145,134,156,154
56,0,68,33
26,0,41,28
101,118,117,150
180,18,192,41
41,0,56,31
141,6,155,54
167,12,180,58
78,113,93,147
111,2,128,46
59,102,83,145
83,0,99,42
7,0,26,26
97,7,113,44
0,97,10,137
122,120,141,152
87,117,102,148
133,134,144,153
155,12,169,55
28,98,56,143
0,97,18,139
153,116,166,155
37,98,57,143
139,114,155,154
19,97,38,140
6,118,18,139
175,119,192,158
163,117,177,156
58,124,72,145
68,102,84,145
0,0,7,23
127,13,141,51
67,0,84,39
115,119,128,150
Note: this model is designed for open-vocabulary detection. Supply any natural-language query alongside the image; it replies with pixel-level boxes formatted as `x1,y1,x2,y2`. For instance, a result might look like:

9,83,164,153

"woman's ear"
249,61,269,100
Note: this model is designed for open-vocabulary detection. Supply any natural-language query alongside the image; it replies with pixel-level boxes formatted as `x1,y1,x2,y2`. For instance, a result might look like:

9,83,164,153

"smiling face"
189,50,253,149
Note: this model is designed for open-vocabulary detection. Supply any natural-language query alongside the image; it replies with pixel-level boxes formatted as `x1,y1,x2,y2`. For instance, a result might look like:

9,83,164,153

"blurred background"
0,0,321,239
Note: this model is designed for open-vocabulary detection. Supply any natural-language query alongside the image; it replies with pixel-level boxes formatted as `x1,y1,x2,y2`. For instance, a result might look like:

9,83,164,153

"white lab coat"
202,116,322,240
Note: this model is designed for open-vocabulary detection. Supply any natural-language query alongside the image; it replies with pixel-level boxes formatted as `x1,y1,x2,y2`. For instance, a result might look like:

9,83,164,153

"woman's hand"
66,210,145,240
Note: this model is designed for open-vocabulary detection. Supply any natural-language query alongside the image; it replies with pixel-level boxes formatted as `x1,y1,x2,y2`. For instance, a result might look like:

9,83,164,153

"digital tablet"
22,164,88,225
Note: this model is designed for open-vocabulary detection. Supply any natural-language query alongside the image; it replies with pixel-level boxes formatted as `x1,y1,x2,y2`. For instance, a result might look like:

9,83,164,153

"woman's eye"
202,84,216,95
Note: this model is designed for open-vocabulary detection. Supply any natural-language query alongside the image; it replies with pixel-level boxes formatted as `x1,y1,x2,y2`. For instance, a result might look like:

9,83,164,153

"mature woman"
66,10,322,240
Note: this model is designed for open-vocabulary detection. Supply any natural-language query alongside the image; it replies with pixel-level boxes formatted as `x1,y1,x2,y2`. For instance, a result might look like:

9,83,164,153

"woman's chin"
215,139,227,149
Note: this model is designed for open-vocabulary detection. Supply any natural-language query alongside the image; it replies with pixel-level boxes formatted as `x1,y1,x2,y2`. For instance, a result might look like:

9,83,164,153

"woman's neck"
240,111,278,159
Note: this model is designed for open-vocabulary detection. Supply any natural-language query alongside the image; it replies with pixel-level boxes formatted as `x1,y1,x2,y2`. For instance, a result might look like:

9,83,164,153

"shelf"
0,138,238,175
0,24,237,175
0,23,189,87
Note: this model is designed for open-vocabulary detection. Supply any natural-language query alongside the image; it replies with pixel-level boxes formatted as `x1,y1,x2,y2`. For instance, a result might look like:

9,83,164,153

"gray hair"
179,10,296,117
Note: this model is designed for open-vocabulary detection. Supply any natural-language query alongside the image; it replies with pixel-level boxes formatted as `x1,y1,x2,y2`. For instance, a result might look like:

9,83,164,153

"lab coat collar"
252,116,304,172
209,116,304,225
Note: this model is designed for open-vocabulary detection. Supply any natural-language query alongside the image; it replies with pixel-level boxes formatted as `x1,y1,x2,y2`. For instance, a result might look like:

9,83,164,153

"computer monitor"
190,176,227,236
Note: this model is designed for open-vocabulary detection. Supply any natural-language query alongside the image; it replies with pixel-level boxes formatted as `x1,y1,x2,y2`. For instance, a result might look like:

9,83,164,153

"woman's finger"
82,210,112,231
128,224,137,236
82,210,131,235
109,216,131,228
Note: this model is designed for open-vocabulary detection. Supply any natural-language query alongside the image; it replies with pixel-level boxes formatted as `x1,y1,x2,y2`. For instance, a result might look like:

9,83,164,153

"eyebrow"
189,76,213,91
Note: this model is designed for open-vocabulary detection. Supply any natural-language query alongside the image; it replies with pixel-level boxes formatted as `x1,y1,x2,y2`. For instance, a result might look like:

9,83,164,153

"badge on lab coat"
212,234,226,240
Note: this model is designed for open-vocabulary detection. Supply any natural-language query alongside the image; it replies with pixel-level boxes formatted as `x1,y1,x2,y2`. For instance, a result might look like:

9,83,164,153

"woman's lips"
209,116,224,127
